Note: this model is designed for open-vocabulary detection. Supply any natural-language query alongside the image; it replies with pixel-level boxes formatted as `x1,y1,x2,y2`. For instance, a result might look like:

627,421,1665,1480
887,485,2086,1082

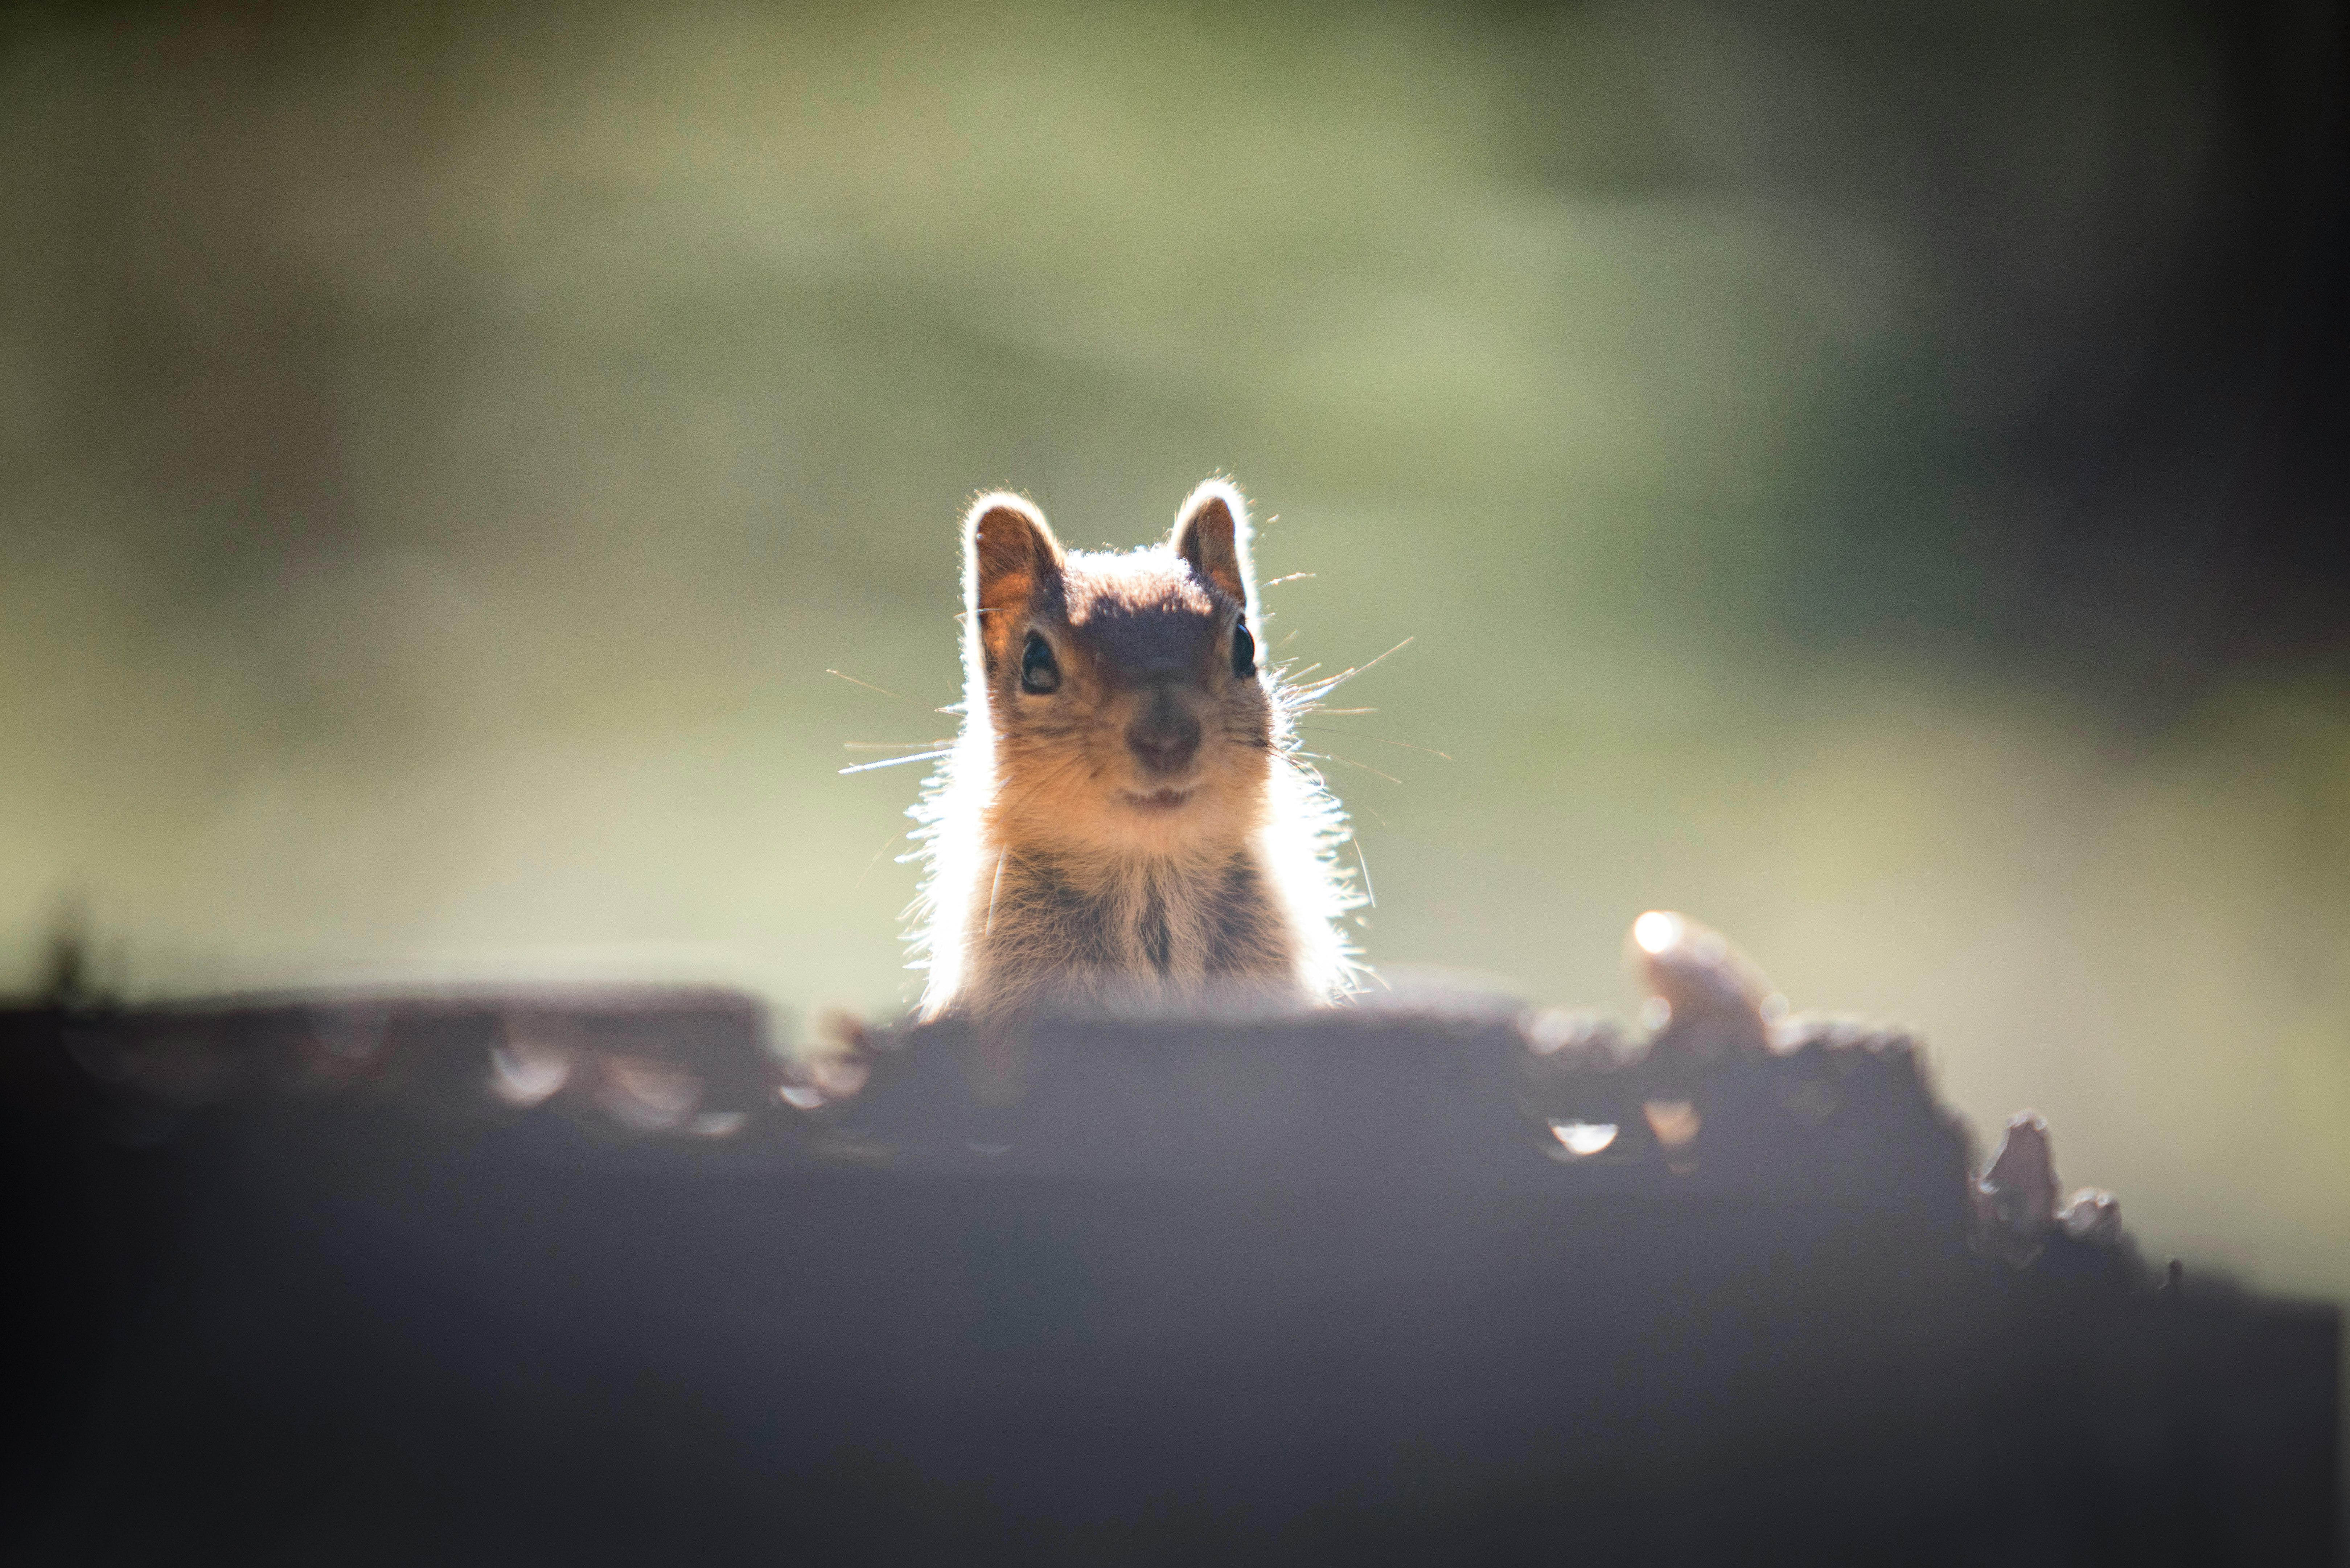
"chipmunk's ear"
965,493,1065,672
1170,478,1256,616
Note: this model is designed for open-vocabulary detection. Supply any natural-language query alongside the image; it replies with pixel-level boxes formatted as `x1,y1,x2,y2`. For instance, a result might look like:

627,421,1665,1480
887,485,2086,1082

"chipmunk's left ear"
1170,478,1258,619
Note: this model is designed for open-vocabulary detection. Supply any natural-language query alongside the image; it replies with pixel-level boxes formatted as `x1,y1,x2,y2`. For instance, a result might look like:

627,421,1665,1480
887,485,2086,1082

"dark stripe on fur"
1141,887,1172,975
1205,855,1265,975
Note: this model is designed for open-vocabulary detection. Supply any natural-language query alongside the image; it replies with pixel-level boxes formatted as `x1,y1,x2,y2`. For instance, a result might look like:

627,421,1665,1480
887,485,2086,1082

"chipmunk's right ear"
965,494,1065,670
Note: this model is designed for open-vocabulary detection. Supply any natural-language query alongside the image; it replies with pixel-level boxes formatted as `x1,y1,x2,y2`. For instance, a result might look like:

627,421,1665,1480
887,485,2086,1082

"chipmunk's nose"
1125,688,1202,778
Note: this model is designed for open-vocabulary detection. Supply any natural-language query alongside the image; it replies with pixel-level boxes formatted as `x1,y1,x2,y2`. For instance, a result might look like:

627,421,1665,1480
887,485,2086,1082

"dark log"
0,992,2335,1564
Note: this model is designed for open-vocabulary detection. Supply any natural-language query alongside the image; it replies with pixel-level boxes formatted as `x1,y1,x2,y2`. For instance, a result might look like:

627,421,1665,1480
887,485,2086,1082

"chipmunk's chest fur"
970,845,1298,1017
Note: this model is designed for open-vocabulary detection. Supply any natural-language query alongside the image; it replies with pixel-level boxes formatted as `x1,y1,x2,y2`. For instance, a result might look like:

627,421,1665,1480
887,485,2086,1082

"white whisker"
854,829,904,890
839,749,954,775
826,669,912,703
1295,636,1413,700
1298,750,1403,786
1305,729,1451,760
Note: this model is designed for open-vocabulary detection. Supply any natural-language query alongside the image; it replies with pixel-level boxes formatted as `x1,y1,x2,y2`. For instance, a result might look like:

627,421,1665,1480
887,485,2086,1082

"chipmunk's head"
962,479,1275,856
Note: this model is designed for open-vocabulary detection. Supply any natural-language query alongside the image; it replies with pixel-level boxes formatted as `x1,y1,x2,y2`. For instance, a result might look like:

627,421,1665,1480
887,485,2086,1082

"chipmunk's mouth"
1121,787,1194,813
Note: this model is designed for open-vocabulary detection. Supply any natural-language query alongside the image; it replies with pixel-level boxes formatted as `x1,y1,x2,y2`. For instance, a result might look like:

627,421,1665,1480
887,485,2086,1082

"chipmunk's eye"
1019,632,1061,694
1231,617,1257,680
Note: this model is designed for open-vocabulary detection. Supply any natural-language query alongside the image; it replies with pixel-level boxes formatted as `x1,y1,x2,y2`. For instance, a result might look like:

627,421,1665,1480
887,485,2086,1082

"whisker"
1305,706,1379,716
1273,630,1301,651
1352,839,1377,909
1295,636,1414,700
838,749,954,775
1263,572,1316,586
1275,752,1339,796
826,669,913,703
843,739,954,752
1281,748,1382,826
854,829,904,890
1304,728,1451,760
1297,750,1403,786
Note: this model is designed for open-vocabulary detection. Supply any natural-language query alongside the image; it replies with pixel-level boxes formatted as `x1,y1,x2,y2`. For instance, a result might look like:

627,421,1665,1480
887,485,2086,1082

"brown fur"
907,479,1359,1027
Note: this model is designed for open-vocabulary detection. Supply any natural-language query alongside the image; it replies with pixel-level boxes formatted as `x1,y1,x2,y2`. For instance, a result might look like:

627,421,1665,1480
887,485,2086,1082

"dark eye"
1019,632,1061,694
1232,617,1257,680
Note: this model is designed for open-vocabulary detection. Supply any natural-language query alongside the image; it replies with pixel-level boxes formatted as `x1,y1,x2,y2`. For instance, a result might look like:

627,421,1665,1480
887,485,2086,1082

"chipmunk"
905,479,1360,1028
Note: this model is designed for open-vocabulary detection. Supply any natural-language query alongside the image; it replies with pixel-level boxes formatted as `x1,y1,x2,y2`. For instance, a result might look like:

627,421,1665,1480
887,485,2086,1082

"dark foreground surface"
0,992,2337,1565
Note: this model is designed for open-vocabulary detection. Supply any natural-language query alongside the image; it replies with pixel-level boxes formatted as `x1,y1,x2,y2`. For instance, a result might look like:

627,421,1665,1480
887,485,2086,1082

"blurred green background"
3,1,2347,1304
